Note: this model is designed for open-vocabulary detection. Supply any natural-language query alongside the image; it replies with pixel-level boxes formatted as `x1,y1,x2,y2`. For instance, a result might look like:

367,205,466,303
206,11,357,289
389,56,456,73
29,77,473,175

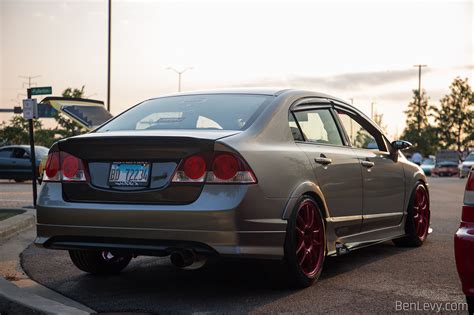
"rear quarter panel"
218,92,324,218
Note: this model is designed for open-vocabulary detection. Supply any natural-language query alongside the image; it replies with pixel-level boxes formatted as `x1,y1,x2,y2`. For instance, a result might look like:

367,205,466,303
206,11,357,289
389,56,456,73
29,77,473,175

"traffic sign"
29,86,52,96
22,99,38,119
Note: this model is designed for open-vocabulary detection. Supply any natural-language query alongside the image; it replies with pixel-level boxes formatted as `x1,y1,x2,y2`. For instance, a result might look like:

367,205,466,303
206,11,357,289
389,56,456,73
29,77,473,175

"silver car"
460,153,474,178
36,89,430,287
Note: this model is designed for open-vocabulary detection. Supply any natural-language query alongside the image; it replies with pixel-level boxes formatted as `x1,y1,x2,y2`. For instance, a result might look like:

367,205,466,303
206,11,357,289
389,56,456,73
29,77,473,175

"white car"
461,153,474,178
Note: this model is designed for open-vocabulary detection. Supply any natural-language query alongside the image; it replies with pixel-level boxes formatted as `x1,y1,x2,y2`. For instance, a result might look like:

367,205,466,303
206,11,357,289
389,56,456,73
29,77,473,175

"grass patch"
0,210,26,222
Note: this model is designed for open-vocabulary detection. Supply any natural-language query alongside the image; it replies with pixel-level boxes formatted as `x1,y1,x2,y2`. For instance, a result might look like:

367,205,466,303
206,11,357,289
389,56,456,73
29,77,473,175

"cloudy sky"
1,0,472,138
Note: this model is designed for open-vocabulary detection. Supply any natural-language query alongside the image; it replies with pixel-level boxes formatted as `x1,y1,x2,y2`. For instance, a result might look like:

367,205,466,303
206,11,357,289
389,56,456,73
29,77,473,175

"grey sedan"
36,89,430,287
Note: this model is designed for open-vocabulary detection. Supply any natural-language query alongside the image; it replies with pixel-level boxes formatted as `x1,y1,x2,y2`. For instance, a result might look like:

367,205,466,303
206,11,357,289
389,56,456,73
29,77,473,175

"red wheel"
393,183,430,247
295,200,325,277
284,196,326,287
413,186,429,241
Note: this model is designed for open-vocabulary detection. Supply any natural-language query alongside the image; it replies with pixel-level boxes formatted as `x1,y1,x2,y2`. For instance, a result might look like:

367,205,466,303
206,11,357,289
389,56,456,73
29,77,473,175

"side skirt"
326,224,406,257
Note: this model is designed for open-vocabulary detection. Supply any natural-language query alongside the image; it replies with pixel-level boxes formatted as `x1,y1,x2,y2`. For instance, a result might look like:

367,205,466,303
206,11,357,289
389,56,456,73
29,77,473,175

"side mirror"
391,140,412,151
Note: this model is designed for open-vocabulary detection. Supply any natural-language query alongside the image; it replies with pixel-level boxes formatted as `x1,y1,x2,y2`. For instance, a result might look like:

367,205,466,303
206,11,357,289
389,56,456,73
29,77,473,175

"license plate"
108,162,150,186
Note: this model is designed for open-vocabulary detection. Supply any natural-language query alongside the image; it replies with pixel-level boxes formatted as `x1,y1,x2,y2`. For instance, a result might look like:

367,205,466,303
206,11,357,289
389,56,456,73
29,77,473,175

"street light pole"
107,0,112,112
413,64,427,137
166,67,194,92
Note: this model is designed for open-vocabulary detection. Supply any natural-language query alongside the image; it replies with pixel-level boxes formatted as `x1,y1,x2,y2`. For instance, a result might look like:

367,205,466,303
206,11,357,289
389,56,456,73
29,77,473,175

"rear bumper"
35,182,288,259
455,221,474,296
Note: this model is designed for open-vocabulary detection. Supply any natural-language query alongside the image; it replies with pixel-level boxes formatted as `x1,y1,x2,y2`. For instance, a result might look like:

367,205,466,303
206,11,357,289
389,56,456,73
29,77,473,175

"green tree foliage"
433,77,474,151
53,86,87,137
62,86,85,98
0,115,50,146
373,112,387,134
401,89,438,156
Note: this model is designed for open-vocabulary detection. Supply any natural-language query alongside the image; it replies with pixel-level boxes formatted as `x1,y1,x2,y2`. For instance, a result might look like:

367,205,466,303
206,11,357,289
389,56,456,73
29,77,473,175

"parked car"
0,145,49,182
460,153,474,178
421,157,435,176
454,167,474,314
436,149,460,164
35,89,430,287
431,161,460,177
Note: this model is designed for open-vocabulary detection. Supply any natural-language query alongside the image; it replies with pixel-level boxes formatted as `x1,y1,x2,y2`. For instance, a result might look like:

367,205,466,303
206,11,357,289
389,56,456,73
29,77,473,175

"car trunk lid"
58,130,240,204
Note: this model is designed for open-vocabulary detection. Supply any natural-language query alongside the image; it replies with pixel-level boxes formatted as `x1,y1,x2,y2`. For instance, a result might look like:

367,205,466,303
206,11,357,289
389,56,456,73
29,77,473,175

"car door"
290,102,363,236
0,148,14,179
335,107,405,231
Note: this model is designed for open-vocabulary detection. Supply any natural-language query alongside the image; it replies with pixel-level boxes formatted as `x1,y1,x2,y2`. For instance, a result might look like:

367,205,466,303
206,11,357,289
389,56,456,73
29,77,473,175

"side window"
12,148,29,159
337,111,385,151
288,113,304,141
0,148,13,158
293,109,343,146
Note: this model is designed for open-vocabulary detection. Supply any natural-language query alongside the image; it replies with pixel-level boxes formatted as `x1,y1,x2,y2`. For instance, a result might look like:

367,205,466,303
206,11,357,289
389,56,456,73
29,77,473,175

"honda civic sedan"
35,89,430,287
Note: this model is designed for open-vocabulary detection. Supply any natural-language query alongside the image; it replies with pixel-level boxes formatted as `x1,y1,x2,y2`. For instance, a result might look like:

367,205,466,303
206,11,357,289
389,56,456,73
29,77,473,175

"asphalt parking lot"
3,177,469,314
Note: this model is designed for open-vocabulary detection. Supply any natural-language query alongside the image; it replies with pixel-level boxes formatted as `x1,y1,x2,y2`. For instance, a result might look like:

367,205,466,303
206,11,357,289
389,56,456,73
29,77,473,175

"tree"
54,86,87,137
0,116,42,145
401,89,438,156
0,115,59,147
373,111,387,134
433,77,474,151
62,86,85,98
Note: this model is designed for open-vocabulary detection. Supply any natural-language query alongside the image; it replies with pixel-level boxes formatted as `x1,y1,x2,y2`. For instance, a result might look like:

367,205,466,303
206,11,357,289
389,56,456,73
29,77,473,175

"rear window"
97,94,271,132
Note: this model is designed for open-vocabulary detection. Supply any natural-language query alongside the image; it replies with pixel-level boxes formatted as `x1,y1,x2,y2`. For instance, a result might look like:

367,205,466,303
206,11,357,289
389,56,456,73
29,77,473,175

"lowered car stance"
36,89,430,287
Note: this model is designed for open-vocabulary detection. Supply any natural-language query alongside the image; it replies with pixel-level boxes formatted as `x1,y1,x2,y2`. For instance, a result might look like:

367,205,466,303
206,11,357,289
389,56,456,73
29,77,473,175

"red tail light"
212,153,238,180
43,151,87,182
183,155,207,180
44,152,60,181
466,169,474,191
172,151,257,184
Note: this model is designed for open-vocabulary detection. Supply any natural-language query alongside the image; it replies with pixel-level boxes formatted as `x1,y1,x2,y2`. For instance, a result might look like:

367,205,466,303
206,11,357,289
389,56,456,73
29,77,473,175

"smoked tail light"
172,151,257,184
462,168,474,222
43,151,87,182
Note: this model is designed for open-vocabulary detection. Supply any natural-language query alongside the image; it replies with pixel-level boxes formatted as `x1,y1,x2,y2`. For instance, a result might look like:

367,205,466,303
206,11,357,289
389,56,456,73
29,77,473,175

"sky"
1,0,473,139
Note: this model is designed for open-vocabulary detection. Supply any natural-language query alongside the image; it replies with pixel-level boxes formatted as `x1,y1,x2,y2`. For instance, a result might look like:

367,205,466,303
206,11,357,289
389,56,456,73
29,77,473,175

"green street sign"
29,86,52,96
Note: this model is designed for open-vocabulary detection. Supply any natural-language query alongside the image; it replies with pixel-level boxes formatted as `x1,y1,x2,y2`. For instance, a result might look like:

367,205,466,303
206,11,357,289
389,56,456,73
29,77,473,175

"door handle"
315,156,332,166
361,160,375,168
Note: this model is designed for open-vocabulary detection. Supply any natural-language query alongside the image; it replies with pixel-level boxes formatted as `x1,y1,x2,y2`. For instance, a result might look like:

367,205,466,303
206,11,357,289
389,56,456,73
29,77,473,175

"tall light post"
107,0,112,112
413,64,427,137
166,67,194,92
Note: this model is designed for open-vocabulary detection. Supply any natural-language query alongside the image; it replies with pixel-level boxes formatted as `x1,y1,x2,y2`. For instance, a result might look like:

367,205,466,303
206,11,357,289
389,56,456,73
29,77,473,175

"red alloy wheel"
413,186,430,241
295,200,325,277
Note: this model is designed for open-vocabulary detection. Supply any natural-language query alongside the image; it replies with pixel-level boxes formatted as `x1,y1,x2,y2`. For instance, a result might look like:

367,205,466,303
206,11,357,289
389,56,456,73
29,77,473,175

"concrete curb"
0,277,93,314
0,209,36,240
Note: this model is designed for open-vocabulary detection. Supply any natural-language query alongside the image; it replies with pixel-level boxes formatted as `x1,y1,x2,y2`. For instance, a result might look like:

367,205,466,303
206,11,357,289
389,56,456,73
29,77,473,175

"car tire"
393,183,430,247
14,179,25,183
69,250,132,275
283,195,326,288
